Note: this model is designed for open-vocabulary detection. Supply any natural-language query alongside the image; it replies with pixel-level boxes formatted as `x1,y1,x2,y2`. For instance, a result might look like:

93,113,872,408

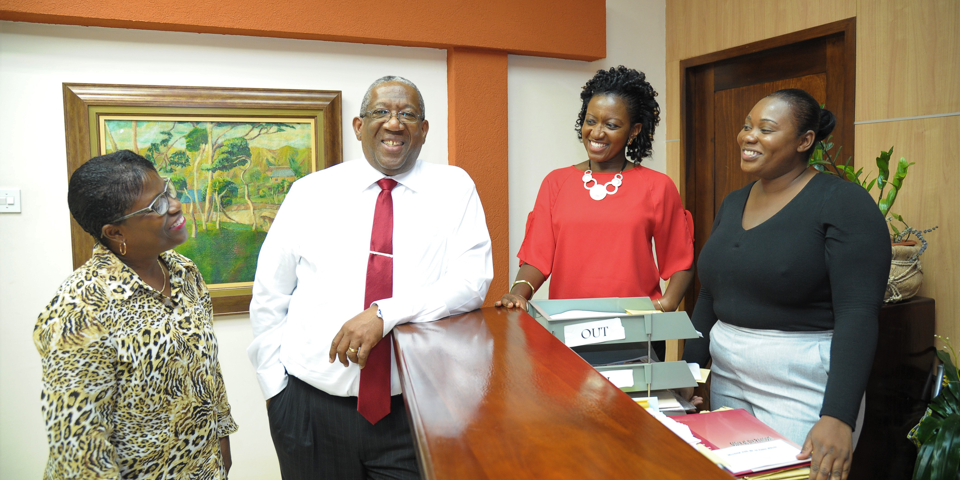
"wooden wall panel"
856,117,960,345
666,0,959,357
666,60,681,139
666,141,681,193
665,0,855,62
857,0,960,120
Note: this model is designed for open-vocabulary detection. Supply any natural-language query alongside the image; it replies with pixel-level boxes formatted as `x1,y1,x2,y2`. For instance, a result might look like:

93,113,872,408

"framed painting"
63,84,342,315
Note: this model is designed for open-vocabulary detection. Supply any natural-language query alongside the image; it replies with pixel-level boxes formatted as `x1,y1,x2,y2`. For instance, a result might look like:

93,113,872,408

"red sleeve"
517,171,559,278
653,176,694,280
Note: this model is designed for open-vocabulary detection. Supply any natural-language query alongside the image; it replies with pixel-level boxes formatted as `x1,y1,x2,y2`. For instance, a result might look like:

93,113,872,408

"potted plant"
908,335,960,480
809,141,937,302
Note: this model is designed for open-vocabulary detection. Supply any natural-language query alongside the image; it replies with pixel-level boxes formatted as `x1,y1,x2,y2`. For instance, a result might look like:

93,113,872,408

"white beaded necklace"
582,158,628,201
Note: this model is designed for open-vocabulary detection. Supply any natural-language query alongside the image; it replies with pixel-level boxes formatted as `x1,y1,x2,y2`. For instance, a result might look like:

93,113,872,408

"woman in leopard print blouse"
35,150,238,479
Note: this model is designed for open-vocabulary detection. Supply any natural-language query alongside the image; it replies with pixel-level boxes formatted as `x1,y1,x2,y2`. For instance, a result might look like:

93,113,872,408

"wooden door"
680,19,856,318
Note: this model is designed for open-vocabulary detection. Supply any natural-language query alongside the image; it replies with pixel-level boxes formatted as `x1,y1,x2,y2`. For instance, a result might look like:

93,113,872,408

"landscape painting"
65,83,342,314
99,116,316,286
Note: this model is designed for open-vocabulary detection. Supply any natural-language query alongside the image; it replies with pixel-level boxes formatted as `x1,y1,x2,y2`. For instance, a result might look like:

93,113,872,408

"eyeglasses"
111,178,178,223
360,108,423,124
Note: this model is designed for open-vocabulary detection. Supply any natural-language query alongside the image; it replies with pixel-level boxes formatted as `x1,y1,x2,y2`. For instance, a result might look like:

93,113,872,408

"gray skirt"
709,320,864,447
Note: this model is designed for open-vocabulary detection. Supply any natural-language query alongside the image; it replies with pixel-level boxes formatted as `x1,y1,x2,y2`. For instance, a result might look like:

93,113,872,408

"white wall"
0,0,667,476
0,21,447,480
507,0,667,296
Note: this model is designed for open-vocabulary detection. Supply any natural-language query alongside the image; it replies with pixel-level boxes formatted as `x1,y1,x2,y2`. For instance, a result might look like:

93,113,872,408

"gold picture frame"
63,83,343,315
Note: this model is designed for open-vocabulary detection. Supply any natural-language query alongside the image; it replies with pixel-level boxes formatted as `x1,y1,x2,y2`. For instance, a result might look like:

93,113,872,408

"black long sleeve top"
682,173,891,428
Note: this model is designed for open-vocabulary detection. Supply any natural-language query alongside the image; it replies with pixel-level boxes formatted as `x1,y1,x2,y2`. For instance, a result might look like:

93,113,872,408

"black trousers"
268,376,422,480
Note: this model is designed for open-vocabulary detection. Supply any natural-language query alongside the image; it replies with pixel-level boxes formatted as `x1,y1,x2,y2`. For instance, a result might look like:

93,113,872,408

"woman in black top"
682,89,890,480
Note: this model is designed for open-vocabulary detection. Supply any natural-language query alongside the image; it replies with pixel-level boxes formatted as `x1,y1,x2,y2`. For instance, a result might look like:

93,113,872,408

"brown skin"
100,171,188,295
324,82,430,370
219,437,231,475
580,93,641,172
498,93,694,311
739,96,853,479
352,82,430,177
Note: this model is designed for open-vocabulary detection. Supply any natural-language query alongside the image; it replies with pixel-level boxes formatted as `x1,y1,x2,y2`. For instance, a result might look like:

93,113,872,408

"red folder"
673,409,810,477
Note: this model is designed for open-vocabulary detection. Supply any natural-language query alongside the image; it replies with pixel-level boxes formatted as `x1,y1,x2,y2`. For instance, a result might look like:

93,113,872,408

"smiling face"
737,96,815,179
581,94,642,167
104,171,188,257
353,82,430,176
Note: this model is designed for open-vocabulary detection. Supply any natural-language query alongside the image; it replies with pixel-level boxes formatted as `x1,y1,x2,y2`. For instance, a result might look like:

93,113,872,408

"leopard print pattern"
35,244,238,479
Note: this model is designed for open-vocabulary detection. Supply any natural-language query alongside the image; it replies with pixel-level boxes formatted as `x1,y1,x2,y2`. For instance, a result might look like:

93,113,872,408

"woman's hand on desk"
798,415,852,480
497,265,545,310
496,293,529,310
677,387,703,407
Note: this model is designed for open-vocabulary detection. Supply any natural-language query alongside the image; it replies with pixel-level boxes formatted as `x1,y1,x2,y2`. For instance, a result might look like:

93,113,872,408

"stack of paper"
742,467,811,480
632,390,684,413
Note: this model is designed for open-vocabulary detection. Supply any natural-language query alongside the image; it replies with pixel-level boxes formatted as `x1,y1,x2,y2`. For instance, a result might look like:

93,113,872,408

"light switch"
0,188,21,213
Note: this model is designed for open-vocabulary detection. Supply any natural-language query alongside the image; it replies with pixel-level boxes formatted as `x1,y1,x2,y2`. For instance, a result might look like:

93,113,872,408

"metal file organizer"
528,297,699,396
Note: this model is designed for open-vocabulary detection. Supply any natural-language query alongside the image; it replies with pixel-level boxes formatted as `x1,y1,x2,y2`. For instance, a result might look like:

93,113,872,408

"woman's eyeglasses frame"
109,178,177,224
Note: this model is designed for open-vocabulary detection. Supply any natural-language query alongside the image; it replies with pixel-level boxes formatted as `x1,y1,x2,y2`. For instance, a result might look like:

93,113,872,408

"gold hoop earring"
119,239,127,256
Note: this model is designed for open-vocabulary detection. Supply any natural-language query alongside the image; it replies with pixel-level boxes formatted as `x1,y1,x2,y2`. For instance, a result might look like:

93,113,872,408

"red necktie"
358,178,397,424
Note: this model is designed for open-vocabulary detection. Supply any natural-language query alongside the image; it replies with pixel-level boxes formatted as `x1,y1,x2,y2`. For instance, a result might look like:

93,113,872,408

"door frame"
678,18,856,317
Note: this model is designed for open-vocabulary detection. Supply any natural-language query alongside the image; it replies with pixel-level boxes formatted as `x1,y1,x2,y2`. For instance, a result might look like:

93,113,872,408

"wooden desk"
393,307,731,479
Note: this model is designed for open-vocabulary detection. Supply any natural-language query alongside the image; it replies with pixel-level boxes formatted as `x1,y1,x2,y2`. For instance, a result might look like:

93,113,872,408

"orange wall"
0,0,605,305
0,0,605,60
448,48,510,306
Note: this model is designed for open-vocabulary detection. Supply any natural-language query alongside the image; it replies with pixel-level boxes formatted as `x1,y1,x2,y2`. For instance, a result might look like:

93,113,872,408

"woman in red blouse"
498,66,694,314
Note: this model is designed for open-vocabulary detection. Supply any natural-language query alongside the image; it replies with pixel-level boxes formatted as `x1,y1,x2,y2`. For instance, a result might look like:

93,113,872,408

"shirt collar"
90,243,197,300
351,157,424,194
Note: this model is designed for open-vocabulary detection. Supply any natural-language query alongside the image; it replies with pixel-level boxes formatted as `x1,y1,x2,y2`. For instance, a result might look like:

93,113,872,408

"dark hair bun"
816,108,836,142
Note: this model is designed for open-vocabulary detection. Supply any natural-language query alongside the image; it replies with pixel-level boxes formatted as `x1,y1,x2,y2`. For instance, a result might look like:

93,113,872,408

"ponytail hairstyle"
765,88,836,160
575,66,660,162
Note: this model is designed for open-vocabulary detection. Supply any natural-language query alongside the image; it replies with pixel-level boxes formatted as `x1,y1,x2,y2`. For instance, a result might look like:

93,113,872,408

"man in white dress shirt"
248,76,493,479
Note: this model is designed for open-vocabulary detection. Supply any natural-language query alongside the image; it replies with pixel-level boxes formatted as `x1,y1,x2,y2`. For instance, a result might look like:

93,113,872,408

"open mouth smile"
588,140,608,152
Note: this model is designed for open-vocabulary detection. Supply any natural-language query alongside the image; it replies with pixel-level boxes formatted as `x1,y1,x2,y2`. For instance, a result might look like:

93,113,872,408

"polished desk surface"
393,307,732,480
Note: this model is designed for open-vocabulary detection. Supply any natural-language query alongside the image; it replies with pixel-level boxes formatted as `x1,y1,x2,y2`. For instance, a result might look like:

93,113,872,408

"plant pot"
885,241,923,303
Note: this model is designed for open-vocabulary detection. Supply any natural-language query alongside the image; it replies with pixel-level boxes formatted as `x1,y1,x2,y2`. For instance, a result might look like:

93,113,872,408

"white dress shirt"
248,158,494,400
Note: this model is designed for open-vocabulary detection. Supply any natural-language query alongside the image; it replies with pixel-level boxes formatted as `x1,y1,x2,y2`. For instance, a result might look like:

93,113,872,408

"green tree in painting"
209,136,260,230
208,178,239,229
199,123,295,228
184,126,210,236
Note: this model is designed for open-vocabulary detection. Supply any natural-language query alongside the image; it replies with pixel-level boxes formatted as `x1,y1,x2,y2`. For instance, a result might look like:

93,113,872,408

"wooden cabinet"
851,296,936,479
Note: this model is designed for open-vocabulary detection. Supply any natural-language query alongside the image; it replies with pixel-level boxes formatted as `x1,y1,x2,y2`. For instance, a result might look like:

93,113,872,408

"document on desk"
549,310,625,320
714,440,802,475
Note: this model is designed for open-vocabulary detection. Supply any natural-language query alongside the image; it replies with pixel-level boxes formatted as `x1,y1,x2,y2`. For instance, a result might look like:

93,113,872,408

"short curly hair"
575,66,660,162
68,150,156,241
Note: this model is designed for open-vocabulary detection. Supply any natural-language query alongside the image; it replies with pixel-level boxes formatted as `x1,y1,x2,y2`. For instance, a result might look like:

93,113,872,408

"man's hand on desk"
329,305,385,369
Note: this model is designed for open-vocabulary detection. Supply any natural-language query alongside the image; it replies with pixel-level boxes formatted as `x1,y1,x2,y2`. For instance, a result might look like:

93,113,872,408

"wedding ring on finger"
348,347,357,353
